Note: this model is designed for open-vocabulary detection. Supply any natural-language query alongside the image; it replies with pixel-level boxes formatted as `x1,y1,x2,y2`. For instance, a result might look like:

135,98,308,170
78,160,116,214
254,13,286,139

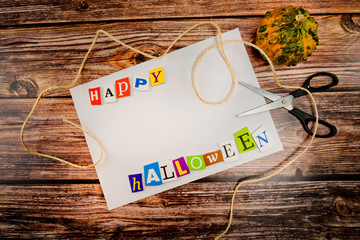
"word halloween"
88,66,165,105
128,125,275,193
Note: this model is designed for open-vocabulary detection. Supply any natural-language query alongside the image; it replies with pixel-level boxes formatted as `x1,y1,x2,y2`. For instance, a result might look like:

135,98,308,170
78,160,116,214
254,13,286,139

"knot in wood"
340,14,360,33
334,199,354,217
9,79,38,97
79,1,89,10
109,44,165,69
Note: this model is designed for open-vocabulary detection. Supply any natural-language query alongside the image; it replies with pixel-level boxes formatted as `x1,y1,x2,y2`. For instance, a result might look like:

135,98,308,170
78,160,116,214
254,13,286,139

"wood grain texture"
1,91,359,181
1,15,359,98
1,1,360,238
0,0,359,26
1,182,359,239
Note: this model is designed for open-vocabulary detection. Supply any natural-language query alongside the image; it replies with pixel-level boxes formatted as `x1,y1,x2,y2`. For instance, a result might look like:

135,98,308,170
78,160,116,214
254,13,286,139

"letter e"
234,127,257,153
218,139,239,163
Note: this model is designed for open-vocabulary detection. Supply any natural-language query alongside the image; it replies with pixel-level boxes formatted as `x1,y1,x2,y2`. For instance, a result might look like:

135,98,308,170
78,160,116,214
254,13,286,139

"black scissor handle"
290,72,339,98
289,107,337,138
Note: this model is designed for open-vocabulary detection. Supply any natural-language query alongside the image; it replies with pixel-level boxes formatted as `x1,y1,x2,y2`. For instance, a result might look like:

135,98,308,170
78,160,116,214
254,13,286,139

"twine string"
20,22,318,238
20,22,229,168
201,40,318,239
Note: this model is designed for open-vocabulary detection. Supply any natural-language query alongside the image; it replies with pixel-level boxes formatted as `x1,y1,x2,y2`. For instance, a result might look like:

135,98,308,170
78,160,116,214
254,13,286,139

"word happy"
88,67,164,105
129,125,275,193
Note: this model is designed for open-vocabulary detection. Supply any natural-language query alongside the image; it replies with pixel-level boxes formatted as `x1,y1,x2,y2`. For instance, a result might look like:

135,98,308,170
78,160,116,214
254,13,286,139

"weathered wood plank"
0,182,359,239
0,0,359,26
1,15,359,98
1,91,359,181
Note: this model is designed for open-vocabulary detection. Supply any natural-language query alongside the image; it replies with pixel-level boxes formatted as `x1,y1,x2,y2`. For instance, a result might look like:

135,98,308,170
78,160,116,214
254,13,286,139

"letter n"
252,125,275,152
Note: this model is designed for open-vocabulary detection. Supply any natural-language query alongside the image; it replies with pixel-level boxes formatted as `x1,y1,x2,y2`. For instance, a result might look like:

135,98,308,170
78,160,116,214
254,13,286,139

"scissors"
236,72,338,138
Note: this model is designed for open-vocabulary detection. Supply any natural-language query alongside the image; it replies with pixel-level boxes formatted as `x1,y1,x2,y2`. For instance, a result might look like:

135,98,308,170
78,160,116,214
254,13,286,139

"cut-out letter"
88,87,101,105
149,67,165,86
218,139,238,163
252,125,275,152
172,157,190,177
159,160,178,183
115,77,131,98
103,84,116,103
234,127,257,153
128,173,144,193
203,150,224,166
186,155,206,171
133,77,150,91
144,162,163,186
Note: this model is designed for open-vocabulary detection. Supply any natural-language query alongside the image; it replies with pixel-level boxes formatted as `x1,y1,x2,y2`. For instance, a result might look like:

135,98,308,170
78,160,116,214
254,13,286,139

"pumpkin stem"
294,14,305,28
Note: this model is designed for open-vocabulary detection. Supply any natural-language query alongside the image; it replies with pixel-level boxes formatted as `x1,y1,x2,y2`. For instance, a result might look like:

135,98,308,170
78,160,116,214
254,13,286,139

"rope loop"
20,22,318,239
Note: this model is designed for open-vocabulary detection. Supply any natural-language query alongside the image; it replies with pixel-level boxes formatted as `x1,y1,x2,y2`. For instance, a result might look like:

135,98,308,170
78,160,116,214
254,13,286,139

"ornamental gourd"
256,6,319,66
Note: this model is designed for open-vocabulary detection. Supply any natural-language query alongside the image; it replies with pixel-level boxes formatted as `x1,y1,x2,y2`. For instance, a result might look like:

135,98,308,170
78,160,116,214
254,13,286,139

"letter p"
133,78,150,91
116,77,131,98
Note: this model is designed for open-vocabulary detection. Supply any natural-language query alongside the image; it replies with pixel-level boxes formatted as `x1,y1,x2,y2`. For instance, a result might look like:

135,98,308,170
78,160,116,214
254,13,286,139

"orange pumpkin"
256,6,319,66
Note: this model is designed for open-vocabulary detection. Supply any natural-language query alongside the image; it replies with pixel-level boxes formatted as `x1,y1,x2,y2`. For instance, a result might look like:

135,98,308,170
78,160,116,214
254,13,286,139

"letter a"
103,84,116,103
147,169,160,184
144,162,163,186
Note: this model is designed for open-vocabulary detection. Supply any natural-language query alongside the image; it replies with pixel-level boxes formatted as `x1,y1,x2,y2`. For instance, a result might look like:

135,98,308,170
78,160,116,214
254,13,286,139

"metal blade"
236,95,294,117
280,95,294,111
238,81,282,101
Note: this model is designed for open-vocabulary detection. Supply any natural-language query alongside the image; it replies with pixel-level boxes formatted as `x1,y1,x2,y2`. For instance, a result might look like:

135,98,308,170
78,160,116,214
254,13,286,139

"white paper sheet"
70,29,283,210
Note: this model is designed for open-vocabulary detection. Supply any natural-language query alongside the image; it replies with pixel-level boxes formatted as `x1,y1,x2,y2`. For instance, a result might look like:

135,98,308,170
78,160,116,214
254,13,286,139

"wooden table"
1,1,359,239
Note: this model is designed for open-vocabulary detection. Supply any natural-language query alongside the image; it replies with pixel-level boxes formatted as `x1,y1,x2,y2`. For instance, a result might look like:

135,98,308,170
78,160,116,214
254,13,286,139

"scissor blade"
238,81,282,102
236,100,286,117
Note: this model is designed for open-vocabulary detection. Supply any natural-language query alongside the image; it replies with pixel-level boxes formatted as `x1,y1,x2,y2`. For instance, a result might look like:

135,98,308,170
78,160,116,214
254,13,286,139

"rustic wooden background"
1,0,359,239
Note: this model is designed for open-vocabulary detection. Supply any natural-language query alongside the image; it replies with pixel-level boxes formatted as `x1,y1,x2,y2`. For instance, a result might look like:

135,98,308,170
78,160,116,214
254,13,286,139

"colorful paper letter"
218,139,238,163
252,125,275,152
186,155,206,171
115,77,131,98
172,157,190,177
159,160,178,183
234,127,257,153
203,150,224,166
149,67,165,86
103,84,116,103
133,77,150,91
128,173,144,193
144,162,163,186
88,87,101,105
